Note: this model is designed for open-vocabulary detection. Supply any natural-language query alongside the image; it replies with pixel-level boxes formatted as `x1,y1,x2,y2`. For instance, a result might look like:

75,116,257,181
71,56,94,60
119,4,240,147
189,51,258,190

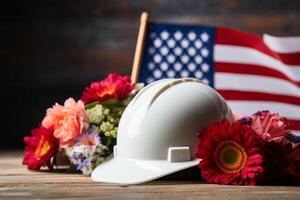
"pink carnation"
42,98,89,148
251,111,289,142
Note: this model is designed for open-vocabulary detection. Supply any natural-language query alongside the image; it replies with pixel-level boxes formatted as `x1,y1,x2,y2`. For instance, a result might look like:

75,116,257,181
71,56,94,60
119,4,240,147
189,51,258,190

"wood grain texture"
0,151,299,200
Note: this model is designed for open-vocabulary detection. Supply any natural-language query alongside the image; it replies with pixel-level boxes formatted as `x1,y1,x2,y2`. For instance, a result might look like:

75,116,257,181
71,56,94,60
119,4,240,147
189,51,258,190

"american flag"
138,23,300,134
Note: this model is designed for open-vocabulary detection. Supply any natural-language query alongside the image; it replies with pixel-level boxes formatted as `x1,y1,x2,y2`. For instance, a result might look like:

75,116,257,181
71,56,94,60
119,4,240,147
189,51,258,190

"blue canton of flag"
139,23,215,87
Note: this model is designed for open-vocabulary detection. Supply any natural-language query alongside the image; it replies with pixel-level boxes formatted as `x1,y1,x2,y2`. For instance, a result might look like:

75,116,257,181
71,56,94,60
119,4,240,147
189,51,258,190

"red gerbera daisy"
196,120,264,185
80,73,135,104
23,126,59,170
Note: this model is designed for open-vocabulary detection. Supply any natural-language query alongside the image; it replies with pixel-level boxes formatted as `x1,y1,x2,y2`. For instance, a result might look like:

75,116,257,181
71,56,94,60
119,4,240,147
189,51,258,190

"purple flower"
76,158,92,171
75,127,100,149
237,117,252,125
253,110,269,117
66,127,107,175
286,133,300,144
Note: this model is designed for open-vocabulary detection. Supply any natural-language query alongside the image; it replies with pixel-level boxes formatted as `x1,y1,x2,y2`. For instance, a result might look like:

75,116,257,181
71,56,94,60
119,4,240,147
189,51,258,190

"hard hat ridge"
92,78,233,185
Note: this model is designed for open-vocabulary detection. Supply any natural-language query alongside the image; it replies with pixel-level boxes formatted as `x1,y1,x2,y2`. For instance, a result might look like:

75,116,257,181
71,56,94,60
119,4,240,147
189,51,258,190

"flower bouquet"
196,111,300,185
23,74,300,185
23,73,140,175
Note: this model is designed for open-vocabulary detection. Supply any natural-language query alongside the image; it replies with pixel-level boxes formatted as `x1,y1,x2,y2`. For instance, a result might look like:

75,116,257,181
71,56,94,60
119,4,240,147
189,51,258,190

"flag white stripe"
227,101,300,120
263,34,300,53
214,45,300,81
215,73,300,97
292,130,300,135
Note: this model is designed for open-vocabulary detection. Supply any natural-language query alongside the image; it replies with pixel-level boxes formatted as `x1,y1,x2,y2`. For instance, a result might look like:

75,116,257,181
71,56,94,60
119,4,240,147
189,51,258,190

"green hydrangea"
86,104,109,124
100,122,118,138
84,96,135,149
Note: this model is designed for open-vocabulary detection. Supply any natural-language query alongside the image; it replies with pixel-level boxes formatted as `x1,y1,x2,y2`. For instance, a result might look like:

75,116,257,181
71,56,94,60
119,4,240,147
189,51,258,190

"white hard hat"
92,78,233,185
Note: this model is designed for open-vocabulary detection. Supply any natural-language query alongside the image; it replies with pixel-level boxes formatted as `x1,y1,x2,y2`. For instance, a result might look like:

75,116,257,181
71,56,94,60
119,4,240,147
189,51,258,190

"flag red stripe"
218,90,300,106
216,27,300,66
215,62,300,87
288,120,300,130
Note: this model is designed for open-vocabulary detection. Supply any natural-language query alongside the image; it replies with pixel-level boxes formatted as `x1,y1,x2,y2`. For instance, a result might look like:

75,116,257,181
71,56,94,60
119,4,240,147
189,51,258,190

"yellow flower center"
213,140,247,173
97,85,116,98
35,135,51,161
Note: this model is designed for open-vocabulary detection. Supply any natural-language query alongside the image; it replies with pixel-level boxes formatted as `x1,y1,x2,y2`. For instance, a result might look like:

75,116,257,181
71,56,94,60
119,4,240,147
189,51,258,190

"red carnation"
250,111,289,142
81,73,135,104
262,141,300,185
196,120,264,185
287,144,300,185
262,141,292,185
23,126,58,170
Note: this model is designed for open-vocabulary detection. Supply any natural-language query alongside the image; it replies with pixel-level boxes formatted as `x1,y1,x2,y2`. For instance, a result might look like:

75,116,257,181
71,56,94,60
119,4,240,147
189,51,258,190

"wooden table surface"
0,151,299,200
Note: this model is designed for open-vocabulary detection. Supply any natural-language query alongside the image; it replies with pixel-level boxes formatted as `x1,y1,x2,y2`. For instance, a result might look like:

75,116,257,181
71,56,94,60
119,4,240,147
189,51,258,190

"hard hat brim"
91,157,201,185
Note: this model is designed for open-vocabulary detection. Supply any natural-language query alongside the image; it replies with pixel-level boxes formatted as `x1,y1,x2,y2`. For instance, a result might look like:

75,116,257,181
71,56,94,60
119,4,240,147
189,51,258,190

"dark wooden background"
1,0,300,149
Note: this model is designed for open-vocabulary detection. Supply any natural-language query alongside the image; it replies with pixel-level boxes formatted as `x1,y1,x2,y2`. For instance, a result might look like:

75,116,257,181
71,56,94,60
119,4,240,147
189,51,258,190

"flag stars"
150,32,156,39
201,48,209,57
194,39,203,49
147,62,155,70
180,39,189,48
154,38,162,48
167,54,175,63
146,77,155,84
174,31,183,40
181,54,189,64
187,63,196,72
167,70,176,78
194,70,203,79
188,31,197,41
153,69,162,79
154,54,162,63
174,47,183,56
201,63,210,72
148,47,155,55
146,29,213,84
180,70,189,78
167,38,176,48
161,30,169,40
187,47,196,56
160,62,169,71
160,46,169,56
174,63,183,71
194,55,203,64
201,32,209,42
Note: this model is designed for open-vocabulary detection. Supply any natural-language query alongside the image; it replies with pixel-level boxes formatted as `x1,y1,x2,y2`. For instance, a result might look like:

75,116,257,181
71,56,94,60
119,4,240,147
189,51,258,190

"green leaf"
84,101,100,110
